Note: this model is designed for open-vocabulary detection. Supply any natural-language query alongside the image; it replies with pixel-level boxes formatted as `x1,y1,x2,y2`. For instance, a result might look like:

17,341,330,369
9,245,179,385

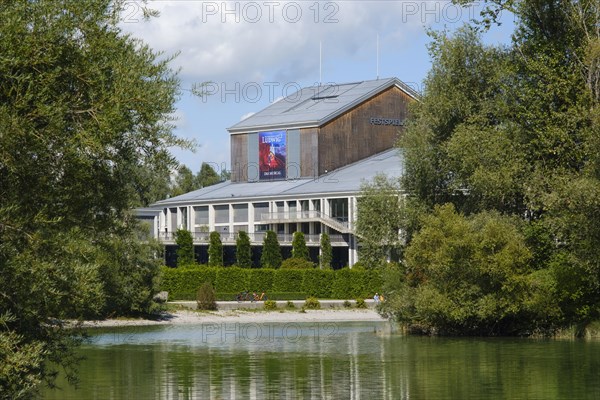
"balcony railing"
157,231,347,245
256,211,351,233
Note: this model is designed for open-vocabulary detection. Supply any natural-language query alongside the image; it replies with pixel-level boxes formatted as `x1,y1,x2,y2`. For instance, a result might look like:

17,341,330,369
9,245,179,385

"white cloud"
121,1,427,86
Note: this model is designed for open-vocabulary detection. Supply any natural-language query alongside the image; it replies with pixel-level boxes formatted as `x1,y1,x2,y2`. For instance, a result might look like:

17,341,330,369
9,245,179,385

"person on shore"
374,293,380,304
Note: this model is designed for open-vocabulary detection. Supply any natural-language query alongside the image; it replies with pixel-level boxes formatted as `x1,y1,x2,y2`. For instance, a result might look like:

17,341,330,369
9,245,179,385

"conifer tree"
319,232,333,269
292,231,310,261
236,231,252,268
175,229,195,266
260,230,282,268
208,231,223,267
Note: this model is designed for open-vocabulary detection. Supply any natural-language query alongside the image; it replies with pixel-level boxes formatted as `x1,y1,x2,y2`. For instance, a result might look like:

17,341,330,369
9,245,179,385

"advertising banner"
259,130,286,180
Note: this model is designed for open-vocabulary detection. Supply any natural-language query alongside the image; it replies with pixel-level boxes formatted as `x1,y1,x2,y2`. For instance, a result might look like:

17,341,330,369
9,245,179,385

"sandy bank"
82,309,386,328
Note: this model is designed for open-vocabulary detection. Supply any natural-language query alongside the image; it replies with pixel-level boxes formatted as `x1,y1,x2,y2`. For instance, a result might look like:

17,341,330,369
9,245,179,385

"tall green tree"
0,1,186,396
385,0,600,333
171,166,197,197
356,173,405,266
208,231,223,267
197,162,221,188
236,231,252,268
175,229,195,266
291,231,310,261
319,233,333,269
261,231,282,269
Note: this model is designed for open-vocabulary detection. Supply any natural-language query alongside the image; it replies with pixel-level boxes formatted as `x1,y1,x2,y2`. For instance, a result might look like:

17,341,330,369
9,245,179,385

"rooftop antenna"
376,34,379,80
319,41,322,86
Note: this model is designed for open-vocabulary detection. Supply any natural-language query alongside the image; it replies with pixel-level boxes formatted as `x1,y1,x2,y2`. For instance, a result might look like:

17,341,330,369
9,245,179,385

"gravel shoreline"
81,309,386,328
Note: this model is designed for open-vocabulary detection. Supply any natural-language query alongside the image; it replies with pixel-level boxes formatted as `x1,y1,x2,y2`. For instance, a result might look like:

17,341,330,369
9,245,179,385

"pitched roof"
227,77,418,134
151,148,403,206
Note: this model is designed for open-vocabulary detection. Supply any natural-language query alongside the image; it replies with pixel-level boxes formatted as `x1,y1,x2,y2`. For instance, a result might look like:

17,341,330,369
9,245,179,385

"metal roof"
227,77,419,134
151,148,403,207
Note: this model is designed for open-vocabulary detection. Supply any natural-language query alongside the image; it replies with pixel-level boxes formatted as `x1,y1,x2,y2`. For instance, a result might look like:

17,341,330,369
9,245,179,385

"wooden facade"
230,84,413,183
318,86,411,175
300,127,318,178
230,134,248,182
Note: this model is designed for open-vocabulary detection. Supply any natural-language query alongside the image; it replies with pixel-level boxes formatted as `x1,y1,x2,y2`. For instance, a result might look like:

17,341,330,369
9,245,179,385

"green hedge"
272,269,305,293
302,269,334,298
161,266,382,300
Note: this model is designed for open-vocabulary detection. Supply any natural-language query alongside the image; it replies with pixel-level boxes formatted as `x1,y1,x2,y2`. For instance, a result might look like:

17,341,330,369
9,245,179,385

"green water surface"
43,321,600,399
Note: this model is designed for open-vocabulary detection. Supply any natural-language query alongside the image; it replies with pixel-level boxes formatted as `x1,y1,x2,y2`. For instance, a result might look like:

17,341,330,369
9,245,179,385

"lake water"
43,321,600,399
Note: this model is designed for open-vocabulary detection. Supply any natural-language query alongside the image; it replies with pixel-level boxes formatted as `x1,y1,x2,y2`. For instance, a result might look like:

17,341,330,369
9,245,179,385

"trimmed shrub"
304,297,321,310
160,265,383,301
264,300,277,310
215,267,247,293
355,298,367,309
272,269,305,292
197,282,217,310
302,269,334,298
246,268,274,293
331,268,354,299
161,267,217,300
281,258,315,269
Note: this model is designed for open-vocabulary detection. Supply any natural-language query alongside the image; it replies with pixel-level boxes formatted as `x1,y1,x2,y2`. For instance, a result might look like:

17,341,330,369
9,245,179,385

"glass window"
169,208,177,231
179,207,188,228
233,204,248,223
253,202,269,221
194,206,209,225
214,205,229,224
329,198,348,221
254,224,269,232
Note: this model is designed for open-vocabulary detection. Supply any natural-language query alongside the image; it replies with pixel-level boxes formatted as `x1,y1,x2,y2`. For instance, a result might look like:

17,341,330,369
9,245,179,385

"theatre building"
141,77,417,268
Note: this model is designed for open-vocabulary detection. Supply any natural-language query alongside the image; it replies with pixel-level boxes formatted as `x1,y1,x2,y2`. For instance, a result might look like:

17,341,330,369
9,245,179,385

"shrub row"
161,266,382,301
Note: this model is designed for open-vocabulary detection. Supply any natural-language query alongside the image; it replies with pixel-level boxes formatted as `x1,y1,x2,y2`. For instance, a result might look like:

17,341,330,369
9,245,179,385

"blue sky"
122,1,516,174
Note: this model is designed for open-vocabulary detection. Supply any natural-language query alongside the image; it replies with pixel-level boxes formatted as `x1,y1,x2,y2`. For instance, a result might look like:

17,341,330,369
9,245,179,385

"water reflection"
44,322,600,400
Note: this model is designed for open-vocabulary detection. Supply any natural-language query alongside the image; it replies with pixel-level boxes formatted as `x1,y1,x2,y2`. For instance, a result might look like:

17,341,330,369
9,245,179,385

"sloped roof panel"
151,149,403,207
228,78,417,133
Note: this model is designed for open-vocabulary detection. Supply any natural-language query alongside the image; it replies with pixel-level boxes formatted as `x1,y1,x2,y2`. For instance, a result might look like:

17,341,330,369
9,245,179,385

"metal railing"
158,231,347,245
257,211,351,233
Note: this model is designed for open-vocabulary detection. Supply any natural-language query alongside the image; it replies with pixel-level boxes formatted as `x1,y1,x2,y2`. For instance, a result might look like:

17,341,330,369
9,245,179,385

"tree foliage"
261,231,282,269
175,229,195,266
382,204,558,335
236,231,252,268
319,233,333,270
356,173,404,266
384,0,600,334
208,231,223,267
198,162,222,188
169,162,222,199
0,1,184,395
291,231,310,261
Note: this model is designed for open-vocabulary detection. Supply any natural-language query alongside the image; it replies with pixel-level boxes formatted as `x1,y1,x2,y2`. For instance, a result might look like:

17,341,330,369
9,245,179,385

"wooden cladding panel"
230,134,248,182
318,87,412,174
300,127,318,177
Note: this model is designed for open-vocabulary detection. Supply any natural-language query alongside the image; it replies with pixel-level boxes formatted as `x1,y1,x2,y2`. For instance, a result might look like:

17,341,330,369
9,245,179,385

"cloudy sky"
121,1,515,174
